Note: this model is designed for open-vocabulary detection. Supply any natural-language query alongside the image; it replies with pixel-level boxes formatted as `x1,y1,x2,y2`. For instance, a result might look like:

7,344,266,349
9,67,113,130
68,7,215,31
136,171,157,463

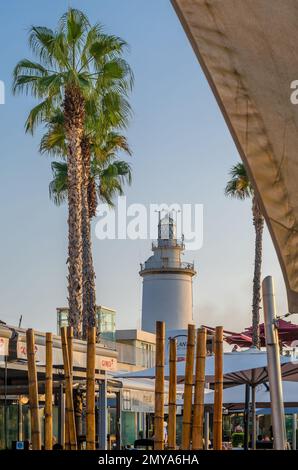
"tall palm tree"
225,162,264,348
13,8,133,337
49,149,131,339
40,99,131,338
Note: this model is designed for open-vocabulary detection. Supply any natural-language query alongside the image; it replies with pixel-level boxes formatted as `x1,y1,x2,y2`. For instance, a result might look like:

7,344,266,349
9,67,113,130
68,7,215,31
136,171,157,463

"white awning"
172,0,298,311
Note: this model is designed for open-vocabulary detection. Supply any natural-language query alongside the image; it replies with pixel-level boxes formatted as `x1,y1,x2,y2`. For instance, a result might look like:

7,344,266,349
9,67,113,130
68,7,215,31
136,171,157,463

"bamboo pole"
86,327,96,450
213,326,223,450
61,327,77,450
182,324,195,449
26,328,41,450
64,326,73,450
192,327,207,449
154,321,165,450
168,338,177,450
45,332,53,450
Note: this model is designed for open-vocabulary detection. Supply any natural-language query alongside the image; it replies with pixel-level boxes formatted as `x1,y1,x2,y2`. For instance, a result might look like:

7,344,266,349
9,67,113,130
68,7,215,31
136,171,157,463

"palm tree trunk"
64,86,85,339
81,136,97,340
252,196,264,348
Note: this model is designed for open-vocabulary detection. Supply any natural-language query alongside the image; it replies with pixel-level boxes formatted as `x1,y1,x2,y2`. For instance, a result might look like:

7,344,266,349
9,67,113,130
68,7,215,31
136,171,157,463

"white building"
140,214,196,333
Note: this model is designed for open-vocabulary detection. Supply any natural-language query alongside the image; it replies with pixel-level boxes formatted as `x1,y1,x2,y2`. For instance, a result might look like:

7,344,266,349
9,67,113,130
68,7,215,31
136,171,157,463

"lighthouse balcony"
152,239,185,250
139,260,195,275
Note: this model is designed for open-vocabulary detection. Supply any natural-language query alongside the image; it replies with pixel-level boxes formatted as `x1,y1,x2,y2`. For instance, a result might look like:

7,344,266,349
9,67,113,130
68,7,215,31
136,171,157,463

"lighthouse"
140,214,196,333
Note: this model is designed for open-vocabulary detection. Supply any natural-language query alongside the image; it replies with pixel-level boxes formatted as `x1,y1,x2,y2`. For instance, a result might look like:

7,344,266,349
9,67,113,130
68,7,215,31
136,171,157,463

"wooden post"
64,326,73,450
154,321,165,450
192,327,207,449
86,327,96,450
213,326,223,450
26,328,41,450
45,332,53,450
61,327,77,450
182,324,195,449
168,338,177,450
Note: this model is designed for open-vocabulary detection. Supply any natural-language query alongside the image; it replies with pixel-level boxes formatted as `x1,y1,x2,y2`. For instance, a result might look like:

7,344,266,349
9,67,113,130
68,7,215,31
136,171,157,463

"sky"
0,0,292,334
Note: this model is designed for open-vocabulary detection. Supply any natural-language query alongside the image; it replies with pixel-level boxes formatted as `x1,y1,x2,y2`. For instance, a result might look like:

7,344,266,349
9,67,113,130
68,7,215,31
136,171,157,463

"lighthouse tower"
140,214,196,333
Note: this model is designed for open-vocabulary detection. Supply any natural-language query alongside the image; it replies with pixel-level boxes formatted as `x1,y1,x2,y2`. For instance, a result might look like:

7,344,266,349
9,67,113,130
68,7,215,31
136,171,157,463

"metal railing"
152,239,185,250
140,261,194,271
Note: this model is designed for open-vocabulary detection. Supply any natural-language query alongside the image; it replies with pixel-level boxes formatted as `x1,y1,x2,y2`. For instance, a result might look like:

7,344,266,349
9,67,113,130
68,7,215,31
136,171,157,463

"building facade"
56,305,116,343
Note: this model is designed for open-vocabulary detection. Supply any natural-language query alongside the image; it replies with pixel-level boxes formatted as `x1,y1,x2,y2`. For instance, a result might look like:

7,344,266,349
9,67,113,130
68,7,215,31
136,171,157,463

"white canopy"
205,381,298,409
172,0,298,311
118,349,298,385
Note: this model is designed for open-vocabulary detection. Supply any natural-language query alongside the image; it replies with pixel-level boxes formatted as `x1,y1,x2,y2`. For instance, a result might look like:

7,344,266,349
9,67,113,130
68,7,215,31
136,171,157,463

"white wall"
141,272,194,332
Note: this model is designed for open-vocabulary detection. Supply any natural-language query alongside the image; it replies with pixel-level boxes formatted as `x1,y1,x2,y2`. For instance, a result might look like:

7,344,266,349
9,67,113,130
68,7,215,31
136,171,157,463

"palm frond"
225,162,253,200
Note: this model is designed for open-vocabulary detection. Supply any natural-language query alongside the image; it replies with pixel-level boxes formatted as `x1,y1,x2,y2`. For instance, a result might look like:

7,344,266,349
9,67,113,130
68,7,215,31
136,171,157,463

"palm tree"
225,162,264,348
13,8,133,337
49,149,132,338
40,98,131,338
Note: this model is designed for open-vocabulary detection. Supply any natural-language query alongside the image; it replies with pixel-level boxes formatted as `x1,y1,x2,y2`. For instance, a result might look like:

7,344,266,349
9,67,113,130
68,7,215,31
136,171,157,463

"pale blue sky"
0,0,291,333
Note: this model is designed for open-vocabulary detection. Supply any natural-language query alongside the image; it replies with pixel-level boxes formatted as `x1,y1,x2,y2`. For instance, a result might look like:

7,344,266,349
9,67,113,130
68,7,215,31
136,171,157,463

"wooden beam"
86,327,96,450
182,324,195,449
61,327,77,450
168,338,177,450
192,327,207,449
154,321,165,450
213,326,223,450
64,326,73,449
26,328,41,450
45,332,53,450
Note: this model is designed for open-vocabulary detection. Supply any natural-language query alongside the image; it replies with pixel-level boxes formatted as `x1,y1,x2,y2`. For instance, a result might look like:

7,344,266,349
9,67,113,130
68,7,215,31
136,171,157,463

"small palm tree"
225,162,264,348
13,8,133,337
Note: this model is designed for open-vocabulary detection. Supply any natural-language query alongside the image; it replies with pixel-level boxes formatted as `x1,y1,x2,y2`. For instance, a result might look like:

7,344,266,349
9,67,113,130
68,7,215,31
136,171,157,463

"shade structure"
205,381,298,409
117,349,298,385
172,0,298,312
205,320,298,347
244,319,298,346
205,349,298,387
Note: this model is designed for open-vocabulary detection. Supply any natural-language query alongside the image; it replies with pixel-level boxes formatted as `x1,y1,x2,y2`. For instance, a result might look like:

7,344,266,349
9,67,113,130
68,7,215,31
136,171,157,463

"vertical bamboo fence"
86,327,96,450
154,321,165,450
168,338,177,450
192,327,207,449
64,326,73,449
182,324,195,449
45,332,53,450
61,327,77,450
213,326,223,450
26,328,41,450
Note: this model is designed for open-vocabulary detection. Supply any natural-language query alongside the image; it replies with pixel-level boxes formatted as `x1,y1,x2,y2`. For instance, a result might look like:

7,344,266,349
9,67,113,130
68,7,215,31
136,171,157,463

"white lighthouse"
140,214,196,333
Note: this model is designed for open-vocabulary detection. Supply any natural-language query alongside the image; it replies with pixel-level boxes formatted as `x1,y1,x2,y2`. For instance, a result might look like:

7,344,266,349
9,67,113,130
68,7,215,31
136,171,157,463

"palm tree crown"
225,162,264,348
225,162,253,200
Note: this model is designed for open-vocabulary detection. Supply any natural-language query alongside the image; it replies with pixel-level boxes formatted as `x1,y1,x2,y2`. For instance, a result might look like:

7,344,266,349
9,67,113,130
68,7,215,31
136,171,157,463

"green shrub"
231,432,244,448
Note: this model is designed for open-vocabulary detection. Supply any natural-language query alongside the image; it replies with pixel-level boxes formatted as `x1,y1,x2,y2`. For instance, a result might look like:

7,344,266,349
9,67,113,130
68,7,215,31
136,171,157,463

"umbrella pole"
204,407,210,450
243,383,250,450
213,326,223,450
251,384,256,449
182,324,196,449
292,414,297,450
168,338,177,450
154,321,165,450
262,276,286,450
